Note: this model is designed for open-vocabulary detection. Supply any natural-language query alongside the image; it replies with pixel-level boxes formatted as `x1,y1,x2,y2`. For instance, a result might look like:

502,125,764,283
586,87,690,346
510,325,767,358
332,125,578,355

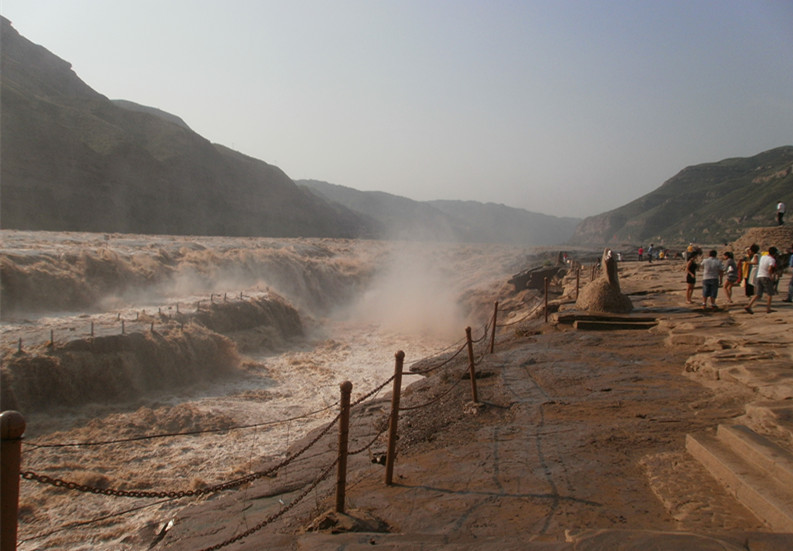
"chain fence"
4,269,567,550
0,291,256,352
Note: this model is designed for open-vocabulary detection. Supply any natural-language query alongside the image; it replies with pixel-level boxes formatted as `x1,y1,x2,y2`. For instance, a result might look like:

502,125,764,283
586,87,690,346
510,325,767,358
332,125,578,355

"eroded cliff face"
0,293,309,412
0,17,372,238
569,212,631,246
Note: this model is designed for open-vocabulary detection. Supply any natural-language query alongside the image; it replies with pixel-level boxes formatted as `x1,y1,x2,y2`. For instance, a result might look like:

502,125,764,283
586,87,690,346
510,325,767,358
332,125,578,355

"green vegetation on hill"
569,146,793,246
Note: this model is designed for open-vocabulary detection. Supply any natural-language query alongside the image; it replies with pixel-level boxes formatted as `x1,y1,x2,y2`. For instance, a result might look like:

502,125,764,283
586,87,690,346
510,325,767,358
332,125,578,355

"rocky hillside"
0,17,373,238
729,225,793,256
299,180,580,245
428,199,580,245
569,146,793,247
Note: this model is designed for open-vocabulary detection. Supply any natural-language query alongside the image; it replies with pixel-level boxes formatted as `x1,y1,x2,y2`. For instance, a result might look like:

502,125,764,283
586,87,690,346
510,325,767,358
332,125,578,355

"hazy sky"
2,1,792,218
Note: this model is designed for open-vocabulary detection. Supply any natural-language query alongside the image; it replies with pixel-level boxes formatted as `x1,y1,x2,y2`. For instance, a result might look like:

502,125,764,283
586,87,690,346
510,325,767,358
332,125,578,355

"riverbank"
157,257,793,550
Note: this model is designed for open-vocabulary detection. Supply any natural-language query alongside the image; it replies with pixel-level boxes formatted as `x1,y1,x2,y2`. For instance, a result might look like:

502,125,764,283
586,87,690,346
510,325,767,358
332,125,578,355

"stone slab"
717,425,793,489
686,432,793,532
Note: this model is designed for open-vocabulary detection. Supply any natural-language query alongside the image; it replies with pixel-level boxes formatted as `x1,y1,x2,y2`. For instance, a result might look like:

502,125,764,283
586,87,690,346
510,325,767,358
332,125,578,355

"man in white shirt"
700,249,723,309
778,201,786,225
745,247,778,314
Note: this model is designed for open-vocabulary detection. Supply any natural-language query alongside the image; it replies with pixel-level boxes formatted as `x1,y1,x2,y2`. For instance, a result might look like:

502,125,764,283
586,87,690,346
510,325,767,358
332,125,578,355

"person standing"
745,247,778,314
685,250,699,304
777,201,786,225
722,251,739,303
743,244,760,298
784,243,793,303
701,250,723,309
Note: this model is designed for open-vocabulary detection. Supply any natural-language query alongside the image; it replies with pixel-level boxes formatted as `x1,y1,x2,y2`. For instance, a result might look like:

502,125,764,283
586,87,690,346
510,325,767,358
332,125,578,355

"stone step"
745,402,793,445
557,313,657,324
686,431,793,532
572,320,657,331
717,425,793,489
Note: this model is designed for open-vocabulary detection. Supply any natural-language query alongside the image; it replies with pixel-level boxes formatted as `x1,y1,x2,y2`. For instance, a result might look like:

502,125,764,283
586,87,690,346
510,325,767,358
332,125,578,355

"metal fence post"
385,351,405,486
489,301,498,354
466,327,478,403
336,381,352,513
544,277,549,323
1,410,26,551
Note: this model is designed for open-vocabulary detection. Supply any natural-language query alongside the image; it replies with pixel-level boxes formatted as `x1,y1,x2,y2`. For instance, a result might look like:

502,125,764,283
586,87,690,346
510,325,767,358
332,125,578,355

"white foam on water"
2,230,543,550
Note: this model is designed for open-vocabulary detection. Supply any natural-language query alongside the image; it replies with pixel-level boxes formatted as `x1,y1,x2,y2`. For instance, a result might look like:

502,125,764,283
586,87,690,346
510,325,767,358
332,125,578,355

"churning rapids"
0,230,547,550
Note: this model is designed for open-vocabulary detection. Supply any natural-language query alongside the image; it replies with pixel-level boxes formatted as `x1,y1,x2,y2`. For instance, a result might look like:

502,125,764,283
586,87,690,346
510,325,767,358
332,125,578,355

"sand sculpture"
575,247,633,313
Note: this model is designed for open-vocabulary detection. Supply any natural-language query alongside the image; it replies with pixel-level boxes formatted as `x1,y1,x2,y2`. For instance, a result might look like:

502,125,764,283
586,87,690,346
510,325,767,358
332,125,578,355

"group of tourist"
637,243,669,262
684,242,793,313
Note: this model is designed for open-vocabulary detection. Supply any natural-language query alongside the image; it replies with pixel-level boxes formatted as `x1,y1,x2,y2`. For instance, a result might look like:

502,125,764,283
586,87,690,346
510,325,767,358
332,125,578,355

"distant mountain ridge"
569,146,793,246
298,180,580,245
4,16,791,248
0,16,576,245
0,16,373,238
112,99,192,131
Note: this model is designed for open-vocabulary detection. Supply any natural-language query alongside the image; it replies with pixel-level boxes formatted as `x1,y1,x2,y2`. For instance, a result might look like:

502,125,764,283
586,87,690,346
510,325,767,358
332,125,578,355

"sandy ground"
152,259,793,550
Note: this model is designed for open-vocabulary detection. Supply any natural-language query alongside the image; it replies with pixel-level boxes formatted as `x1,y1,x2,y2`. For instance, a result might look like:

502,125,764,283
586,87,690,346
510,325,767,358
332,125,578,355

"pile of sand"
729,225,793,253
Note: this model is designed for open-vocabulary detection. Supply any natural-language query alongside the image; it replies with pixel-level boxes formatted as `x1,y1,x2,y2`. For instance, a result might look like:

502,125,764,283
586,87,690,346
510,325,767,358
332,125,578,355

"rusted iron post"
544,277,549,323
49,329,54,347
336,381,353,513
465,327,478,403
121,320,125,334
489,301,498,354
90,321,94,337
591,264,596,280
576,267,580,300
385,351,405,486
1,410,26,551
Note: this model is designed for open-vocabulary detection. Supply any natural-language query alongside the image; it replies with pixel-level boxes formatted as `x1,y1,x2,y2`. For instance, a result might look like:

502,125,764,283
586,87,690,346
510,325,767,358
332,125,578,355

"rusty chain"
351,374,395,407
496,313,532,328
16,282,538,548
412,340,468,375
24,401,340,449
398,364,469,411
496,298,544,328
197,459,338,551
22,410,342,499
349,415,390,456
21,369,401,499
